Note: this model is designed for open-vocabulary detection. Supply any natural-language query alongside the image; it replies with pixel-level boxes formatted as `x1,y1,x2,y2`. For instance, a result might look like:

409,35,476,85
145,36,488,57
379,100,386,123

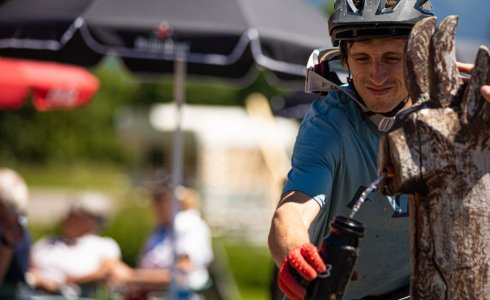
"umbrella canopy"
0,57,99,110
0,0,330,84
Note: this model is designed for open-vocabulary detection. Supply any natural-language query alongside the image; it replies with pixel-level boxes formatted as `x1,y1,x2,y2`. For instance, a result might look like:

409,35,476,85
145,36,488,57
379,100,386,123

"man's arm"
268,191,321,267
456,63,490,103
269,191,327,300
0,242,14,283
0,205,24,283
65,258,119,286
482,85,490,102
107,259,171,286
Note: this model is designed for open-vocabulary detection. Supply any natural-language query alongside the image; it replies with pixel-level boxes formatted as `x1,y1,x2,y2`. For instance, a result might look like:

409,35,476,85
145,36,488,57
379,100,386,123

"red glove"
278,243,326,300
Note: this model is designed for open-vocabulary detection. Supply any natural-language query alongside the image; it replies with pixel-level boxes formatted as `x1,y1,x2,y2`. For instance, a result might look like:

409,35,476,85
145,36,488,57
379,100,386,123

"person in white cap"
26,192,121,298
0,167,30,298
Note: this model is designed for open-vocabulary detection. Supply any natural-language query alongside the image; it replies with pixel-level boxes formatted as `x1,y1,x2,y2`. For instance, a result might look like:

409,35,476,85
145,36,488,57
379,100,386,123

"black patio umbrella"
0,0,331,83
0,0,331,182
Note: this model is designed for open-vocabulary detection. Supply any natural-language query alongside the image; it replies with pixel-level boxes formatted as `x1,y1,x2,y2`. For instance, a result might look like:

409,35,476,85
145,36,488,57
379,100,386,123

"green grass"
14,163,129,192
240,288,269,300
222,238,273,300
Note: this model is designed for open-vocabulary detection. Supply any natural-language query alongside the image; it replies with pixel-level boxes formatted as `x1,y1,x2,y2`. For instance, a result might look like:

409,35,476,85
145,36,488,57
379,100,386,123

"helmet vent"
346,0,364,13
385,0,400,8
420,0,433,11
379,0,400,13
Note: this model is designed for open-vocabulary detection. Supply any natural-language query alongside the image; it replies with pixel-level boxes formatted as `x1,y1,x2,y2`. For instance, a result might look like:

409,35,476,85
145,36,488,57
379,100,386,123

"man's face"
152,190,173,226
62,212,98,239
346,38,410,113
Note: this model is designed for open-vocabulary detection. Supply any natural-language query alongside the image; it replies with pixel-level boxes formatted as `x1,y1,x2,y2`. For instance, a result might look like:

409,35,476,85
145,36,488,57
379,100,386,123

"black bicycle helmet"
328,0,434,46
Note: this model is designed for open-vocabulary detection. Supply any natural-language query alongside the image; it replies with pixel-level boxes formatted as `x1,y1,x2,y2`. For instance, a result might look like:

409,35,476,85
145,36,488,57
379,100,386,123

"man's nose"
370,61,388,85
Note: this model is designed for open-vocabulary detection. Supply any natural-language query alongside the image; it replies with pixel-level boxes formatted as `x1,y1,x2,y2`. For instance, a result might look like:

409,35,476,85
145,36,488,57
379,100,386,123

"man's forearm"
268,191,320,266
66,268,107,285
268,207,311,266
0,245,14,283
129,268,171,285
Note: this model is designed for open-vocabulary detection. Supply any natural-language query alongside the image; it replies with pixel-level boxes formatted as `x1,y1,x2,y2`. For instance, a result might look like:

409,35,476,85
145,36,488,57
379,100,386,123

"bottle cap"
331,215,365,238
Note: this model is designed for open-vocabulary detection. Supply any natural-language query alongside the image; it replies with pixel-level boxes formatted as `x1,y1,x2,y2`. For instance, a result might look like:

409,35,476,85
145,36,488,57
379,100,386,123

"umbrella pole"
170,47,187,298
171,52,186,218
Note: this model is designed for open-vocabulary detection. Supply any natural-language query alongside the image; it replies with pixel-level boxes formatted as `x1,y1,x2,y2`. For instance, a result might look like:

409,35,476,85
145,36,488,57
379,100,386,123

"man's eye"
355,57,369,63
385,57,401,63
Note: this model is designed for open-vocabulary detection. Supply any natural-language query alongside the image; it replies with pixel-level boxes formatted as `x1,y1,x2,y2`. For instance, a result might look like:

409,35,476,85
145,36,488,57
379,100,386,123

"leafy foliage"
0,60,283,167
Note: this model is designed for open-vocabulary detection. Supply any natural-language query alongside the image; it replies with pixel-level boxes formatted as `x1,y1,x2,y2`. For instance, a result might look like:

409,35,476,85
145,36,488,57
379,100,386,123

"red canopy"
0,58,99,111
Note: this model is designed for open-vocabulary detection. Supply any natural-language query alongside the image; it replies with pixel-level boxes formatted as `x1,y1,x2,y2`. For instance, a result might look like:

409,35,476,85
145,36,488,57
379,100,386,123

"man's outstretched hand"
482,85,490,102
457,63,490,103
278,243,326,300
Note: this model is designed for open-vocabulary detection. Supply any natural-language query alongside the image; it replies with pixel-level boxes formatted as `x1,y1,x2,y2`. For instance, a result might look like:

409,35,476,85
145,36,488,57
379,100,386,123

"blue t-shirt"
0,227,30,299
5,227,30,284
283,89,410,299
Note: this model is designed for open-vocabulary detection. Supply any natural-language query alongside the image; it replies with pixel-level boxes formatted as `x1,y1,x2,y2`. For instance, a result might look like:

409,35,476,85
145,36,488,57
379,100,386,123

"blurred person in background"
26,192,121,298
108,172,213,300
0,168,30,299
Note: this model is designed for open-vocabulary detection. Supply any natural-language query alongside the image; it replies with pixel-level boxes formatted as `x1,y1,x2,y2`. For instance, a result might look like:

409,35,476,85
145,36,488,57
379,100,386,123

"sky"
430,0,489,43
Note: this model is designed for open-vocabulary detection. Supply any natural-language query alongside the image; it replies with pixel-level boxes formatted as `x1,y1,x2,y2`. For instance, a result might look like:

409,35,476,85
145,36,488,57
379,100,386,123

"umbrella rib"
78,21,252,66
248,29,306,76
0,18,83,51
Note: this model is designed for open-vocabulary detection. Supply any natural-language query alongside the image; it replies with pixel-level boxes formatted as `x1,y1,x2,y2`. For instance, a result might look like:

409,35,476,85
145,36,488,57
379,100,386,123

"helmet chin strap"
365,95,410,118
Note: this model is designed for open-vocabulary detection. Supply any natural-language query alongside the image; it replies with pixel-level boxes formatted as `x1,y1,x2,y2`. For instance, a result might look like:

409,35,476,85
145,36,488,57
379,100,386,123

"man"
107,173,213,300
27,192,121,298
268,0,490,299
0,168,30,298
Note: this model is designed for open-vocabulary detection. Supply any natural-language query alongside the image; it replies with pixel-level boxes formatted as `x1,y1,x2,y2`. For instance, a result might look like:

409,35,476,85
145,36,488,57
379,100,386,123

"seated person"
108,175,213,299
0,168,30,298
27,192,121,297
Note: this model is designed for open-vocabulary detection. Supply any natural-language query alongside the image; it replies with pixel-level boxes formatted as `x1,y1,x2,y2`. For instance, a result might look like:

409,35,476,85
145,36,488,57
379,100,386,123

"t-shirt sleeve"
174,212,213,268
283,109,342,208
31,236,50,257
101,237,122,260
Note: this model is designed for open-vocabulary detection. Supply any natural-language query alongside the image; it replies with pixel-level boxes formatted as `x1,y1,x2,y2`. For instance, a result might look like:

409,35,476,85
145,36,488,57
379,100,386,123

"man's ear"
341,60,350,77
341,58,349,71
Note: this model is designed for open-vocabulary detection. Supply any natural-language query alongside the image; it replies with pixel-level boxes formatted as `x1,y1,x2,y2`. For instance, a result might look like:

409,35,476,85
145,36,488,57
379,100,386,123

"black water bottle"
306,216,365,300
